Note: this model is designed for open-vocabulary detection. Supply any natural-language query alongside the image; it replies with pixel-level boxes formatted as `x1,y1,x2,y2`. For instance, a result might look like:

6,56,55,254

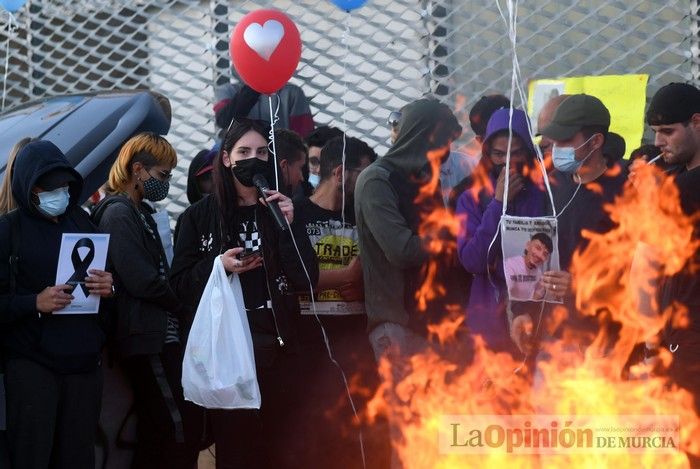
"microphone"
252,173,288,231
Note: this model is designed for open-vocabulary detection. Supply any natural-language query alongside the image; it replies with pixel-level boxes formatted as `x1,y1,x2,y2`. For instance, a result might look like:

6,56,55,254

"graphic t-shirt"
235,205,269,310
295,198,364,316
504,255,543,300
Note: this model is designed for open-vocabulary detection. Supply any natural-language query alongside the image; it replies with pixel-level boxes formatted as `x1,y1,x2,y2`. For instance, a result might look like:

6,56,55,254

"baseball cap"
540,94,610,141
36,168,78,191
195,149,217,177
646,82,700,126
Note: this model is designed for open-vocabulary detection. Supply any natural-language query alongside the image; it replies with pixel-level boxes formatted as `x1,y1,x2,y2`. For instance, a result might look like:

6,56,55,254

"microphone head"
252,173,269,190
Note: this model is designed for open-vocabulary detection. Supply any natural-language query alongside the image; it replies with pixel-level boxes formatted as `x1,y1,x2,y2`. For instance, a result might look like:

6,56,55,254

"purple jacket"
456,177,545,352
456,108,543,352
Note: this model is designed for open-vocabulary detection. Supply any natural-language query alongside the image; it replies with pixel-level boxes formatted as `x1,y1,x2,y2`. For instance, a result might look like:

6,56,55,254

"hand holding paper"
85,269,114,297
36,284,74,314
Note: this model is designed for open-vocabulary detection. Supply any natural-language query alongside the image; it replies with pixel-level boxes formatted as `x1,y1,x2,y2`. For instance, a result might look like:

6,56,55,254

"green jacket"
354,98,461,331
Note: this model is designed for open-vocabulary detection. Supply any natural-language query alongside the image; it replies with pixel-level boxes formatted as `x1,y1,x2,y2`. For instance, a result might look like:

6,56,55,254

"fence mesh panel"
1,0,693,216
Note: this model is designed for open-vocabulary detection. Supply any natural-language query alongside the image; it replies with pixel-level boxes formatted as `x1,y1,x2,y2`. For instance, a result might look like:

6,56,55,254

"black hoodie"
0,140,104,373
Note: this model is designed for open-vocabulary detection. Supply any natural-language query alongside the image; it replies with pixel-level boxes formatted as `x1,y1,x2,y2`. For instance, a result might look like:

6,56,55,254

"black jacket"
170,195,319,355
92,195,180,357
0,141,105,373
661,165,700,350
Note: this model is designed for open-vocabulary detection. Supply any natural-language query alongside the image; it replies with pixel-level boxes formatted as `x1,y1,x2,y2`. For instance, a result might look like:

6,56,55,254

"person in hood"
186,148,216,205
92,132,200,468
455,108,571,355
354,98,463,466
0,140,113,469
170,118,318,467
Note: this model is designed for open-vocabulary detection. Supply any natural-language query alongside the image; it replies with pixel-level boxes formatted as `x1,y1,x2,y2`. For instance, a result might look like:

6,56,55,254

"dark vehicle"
0,89,171,202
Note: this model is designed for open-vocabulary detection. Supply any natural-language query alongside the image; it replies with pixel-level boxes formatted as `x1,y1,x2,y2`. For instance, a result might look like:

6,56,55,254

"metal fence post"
692,0,700,84
211,0,229,89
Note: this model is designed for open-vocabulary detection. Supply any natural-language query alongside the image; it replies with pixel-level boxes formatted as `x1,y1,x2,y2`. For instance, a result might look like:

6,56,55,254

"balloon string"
495,0,556,215
2,12,17,112
340,14,351,229
268,94,281,190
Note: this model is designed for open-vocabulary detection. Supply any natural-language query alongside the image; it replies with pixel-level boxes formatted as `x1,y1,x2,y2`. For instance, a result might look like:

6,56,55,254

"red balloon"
230,9,302,95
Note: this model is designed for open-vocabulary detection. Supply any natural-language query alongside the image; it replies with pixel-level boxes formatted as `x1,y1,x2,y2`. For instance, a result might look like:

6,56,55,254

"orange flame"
368,157,700,467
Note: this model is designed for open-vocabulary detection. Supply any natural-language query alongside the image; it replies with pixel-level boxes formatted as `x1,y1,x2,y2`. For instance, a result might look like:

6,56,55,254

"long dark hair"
213,118,271,235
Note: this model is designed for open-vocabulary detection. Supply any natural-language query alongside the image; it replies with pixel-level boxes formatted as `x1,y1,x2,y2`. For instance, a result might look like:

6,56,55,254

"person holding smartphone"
170,118,318,468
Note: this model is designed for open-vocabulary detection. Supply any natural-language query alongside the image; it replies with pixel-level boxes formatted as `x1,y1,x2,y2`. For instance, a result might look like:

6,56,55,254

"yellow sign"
528,74,648,159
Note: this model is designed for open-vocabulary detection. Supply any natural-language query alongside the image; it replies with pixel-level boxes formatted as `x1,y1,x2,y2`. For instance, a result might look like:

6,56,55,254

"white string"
555,180,582,218
2,12,17,112
340,14,351,228
267,94,281,190
495,0,557,216
283,216,367,469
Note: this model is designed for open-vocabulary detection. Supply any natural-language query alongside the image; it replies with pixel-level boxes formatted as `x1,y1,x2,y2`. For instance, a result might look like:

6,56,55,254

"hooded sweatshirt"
354,98,462,332
186,149,215,205
455,108,545,352
0,141,105,373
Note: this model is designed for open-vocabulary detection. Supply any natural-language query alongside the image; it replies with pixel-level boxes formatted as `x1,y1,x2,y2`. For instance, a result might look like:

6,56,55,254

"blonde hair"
107,132,177,193
0,137,32,215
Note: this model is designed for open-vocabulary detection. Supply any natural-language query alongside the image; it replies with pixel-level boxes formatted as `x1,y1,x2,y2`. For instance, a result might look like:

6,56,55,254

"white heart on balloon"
243,19,285,61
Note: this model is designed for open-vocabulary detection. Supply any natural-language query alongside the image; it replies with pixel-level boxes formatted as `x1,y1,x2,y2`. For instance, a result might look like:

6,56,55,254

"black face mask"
489,163,505,180
231,158,270,187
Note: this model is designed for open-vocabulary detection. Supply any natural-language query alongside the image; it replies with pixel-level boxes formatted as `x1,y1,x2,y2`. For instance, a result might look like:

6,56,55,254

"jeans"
368,322,429,469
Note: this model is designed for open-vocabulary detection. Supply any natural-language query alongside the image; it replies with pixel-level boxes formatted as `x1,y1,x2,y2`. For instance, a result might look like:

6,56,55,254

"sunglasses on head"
387,111,402,128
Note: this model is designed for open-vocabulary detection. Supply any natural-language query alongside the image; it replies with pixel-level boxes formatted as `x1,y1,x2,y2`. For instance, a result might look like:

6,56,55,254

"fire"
367,160,700,467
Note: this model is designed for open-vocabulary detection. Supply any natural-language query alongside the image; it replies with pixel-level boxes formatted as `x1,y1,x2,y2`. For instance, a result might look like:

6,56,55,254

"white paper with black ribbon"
54,233,110,314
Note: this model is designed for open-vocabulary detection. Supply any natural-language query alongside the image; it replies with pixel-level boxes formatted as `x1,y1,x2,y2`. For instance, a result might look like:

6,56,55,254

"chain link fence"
1,0,694,217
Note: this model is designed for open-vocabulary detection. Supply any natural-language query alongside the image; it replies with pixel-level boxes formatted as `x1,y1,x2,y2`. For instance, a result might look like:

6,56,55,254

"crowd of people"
0,78,699,469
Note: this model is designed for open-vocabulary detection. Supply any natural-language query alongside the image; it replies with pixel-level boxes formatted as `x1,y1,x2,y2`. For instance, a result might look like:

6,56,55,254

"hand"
541,270,572,299
494,168,525,203
510,314,534,355
338,257,364,300
221,248,263,274
628,158,646,190
338,282,364,302
36,284,74,314
85,269,114,298
259,189,294,225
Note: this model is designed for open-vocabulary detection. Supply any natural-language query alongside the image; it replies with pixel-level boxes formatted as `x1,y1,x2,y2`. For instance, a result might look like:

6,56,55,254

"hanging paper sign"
501,216,561,303
230,9,302,95
54,233,110,314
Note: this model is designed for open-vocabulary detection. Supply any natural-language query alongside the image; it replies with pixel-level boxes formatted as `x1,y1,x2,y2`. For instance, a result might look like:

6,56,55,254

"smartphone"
236,248,260,260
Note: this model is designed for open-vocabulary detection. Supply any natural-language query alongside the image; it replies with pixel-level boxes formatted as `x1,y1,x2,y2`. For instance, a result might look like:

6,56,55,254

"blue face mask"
37,186,70,217
308,173,320,188
552,135,595,173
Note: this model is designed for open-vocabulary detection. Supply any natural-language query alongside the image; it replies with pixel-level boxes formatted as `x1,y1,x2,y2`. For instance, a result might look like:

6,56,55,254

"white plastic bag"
182,256,261,409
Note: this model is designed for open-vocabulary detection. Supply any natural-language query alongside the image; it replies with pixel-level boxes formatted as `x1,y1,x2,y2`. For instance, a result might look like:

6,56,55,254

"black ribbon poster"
66,237,95,297
55,233,110,314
